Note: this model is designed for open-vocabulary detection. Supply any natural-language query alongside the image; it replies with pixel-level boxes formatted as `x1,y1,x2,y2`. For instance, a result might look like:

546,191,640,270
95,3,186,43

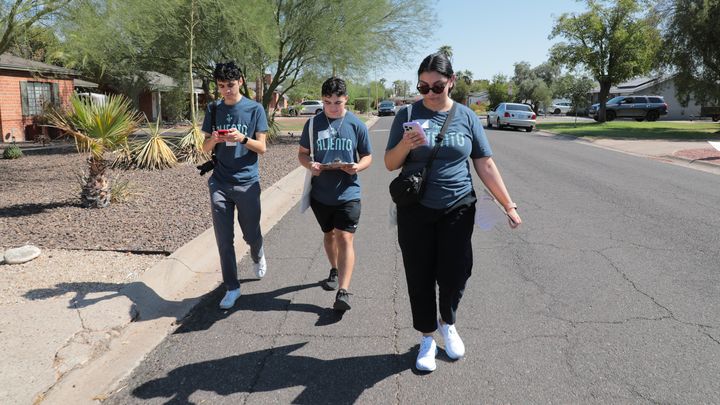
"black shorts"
310,198,361,233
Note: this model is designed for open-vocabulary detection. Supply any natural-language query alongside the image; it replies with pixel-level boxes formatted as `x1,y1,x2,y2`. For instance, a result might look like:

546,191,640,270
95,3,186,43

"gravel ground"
1,135,301,253
0,135,301,302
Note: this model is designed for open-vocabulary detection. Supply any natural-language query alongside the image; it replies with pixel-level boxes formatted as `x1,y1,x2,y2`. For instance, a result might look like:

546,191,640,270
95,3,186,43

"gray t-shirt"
201,97,268,185
386,101,492,209
300,111,372,205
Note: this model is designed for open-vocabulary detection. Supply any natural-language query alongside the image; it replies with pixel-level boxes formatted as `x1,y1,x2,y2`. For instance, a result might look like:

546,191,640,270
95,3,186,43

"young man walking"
298,77,372,311
202,62,268,310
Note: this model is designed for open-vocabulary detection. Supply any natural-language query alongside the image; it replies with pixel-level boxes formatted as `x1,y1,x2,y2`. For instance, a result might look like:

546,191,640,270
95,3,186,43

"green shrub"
353,98,370,113
2,144,23,159
469,102,488,115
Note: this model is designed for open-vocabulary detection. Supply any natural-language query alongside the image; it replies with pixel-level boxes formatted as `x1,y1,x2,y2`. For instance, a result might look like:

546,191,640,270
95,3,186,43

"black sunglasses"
417,81,449,95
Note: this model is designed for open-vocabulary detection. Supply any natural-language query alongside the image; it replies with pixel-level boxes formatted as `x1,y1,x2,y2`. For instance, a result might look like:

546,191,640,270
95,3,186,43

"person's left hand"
506,208,522,229
224,128,245,143
341,163,359,175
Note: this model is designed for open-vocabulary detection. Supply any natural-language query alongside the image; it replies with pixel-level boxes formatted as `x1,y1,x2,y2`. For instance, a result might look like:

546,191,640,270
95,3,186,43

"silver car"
487,103,536,132
288,100,323,116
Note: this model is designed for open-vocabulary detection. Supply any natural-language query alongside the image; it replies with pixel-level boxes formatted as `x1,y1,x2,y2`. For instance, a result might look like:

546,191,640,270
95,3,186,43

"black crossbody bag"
389,103,457,207
197,101,219,176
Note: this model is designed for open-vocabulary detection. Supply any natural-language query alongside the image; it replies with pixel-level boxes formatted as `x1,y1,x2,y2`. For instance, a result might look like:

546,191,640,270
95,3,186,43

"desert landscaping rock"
3,245,42,264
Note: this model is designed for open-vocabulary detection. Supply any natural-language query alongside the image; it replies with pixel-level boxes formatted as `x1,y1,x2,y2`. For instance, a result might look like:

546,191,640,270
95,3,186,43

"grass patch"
275,114,373,132
537,121,720,140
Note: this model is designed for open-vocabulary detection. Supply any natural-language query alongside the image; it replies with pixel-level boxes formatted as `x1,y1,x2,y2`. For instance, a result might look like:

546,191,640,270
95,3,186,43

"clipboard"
319,160,354,170
475,189,512,231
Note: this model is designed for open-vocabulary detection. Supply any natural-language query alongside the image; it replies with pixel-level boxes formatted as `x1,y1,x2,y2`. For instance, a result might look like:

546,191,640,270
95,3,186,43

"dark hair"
321,77,347,97
214,61,243,82
417,52,454,79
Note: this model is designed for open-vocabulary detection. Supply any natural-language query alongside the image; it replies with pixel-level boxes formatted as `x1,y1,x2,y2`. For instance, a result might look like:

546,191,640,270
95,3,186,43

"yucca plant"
176,118,208,164
130,117,178,170
48,94,143,208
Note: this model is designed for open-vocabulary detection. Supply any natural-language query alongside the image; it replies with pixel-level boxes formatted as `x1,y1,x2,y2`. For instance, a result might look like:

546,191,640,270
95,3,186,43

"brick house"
0,53,84,143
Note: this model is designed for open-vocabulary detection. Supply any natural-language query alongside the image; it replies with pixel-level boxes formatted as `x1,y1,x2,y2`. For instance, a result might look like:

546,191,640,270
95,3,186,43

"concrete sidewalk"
3,119,718,404
533,130,720,174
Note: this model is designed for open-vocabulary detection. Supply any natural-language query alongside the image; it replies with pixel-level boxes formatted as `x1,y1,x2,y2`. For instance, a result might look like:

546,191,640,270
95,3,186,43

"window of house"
20,81,59,116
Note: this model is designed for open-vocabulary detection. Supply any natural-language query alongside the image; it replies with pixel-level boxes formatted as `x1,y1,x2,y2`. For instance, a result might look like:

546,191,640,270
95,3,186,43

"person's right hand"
401,130,426,150
310,161,323,176
211,131,226,143
507,209,521,229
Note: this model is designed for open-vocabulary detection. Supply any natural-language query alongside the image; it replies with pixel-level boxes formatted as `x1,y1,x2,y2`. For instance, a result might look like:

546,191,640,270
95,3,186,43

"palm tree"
48,94,143,208
458,70,474,85
438,45,453,62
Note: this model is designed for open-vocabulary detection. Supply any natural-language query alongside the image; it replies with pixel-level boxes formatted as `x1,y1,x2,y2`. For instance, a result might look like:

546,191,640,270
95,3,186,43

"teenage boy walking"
202,61,268,310
298,77,372,311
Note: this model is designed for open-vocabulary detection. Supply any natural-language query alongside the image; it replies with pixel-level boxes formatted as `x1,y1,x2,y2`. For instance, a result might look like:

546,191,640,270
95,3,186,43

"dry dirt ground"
1,135,301,303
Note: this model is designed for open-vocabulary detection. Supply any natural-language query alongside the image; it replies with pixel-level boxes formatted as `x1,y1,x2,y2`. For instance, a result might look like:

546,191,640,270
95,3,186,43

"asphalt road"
107,117,720,404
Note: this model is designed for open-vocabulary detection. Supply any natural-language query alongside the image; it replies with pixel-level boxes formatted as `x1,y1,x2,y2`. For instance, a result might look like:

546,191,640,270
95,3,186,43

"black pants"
397,200,475,333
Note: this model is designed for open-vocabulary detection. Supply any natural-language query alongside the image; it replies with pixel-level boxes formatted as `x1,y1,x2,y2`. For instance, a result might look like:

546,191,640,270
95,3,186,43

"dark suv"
589,95,668,122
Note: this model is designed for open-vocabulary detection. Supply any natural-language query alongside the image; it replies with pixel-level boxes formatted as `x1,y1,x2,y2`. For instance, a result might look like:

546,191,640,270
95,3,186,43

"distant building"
467,91,489,106
0,53,94,143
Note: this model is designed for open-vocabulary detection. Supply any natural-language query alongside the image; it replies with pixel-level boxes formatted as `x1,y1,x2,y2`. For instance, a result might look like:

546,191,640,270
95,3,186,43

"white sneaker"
253,255,267,279
415,336,438,371
219,288,241,309
438,320,465,359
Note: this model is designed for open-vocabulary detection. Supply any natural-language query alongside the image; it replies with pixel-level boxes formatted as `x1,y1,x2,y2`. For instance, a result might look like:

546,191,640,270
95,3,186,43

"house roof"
0,53,79,76
143,71,203,93
74,78,99,88
590,75,673,95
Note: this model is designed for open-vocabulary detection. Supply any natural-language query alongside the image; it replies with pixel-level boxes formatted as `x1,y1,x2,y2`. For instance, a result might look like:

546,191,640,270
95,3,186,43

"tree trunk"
597,79,612,123
82,157,111,208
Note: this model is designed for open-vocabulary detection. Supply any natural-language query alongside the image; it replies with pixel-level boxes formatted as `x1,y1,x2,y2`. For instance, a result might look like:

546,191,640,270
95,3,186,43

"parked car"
287,100,323,116
549,101,572,115
377,100,396,116
589,95,668,122
486,103,536,132
700,106,720,122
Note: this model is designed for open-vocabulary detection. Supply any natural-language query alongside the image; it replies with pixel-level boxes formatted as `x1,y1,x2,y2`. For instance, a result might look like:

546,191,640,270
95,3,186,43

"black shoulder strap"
424,102,457,170
210,100,219,132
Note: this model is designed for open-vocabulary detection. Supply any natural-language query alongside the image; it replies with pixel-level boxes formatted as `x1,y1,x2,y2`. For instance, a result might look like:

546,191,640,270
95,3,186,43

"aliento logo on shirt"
219,113,248,134
316,137,353,152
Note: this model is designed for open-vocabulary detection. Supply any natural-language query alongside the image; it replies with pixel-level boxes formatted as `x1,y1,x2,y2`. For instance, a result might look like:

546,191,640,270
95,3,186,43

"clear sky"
377,0,589,84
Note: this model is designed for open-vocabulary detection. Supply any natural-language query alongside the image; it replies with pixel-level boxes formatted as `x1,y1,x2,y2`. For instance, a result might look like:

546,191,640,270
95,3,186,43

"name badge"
317,129,331,140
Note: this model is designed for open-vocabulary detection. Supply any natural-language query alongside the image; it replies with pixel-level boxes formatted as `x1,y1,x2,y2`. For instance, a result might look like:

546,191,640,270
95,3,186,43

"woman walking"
384,52,522,371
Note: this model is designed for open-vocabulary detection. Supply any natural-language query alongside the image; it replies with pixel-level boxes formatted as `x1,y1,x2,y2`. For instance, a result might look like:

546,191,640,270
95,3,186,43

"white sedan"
487,103,536,132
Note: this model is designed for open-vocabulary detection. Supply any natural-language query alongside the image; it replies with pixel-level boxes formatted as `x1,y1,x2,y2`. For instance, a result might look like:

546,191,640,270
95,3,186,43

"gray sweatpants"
208,177,264,290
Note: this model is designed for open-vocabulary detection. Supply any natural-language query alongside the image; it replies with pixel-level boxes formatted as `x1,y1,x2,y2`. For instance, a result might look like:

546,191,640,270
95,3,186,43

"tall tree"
261,0,433,123
457,69,473,85
0,0,70,55
511,61,554,112
661,0,720,106
392,79,410,97
487,74,509,108
553,73,595,124
437,45,453,61
549,0,661,122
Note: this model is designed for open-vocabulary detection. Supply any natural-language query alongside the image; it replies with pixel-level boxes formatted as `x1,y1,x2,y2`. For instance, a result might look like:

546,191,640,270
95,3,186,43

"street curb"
531,129,720,173
40,165,307,404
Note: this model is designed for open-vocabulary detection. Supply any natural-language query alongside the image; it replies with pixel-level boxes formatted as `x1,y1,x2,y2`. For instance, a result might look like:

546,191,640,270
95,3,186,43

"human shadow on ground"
24,279,340,329
129,342,415,404
174,281,343,334
0,200,81,217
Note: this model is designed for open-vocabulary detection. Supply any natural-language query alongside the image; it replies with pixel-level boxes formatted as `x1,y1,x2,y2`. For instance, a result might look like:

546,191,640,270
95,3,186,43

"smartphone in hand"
403,121,427,144
217,129,235,146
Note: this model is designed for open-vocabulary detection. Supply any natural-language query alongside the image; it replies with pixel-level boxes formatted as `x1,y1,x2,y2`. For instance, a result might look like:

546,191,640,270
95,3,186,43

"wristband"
240,135,249,144
505,202,518,211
